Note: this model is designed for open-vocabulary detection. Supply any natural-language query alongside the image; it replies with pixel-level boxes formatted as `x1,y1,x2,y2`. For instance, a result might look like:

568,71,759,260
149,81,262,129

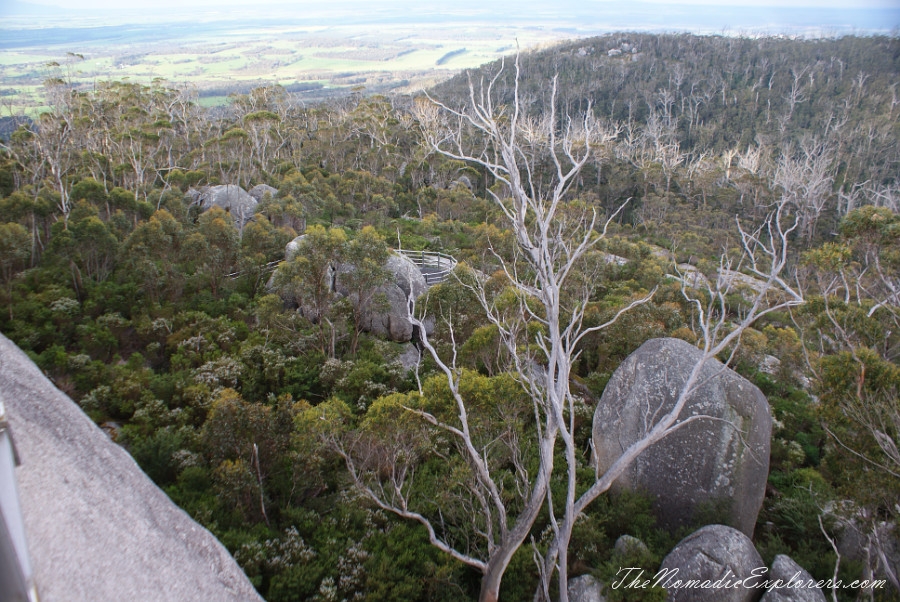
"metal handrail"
226,260,281,280
236,250,459,286
395,249,458,286
0,402,39,602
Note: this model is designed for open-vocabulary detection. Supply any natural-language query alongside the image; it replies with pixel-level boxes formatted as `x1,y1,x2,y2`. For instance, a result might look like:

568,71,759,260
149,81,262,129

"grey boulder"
0,333,261,602
336,253,428,343
284,234,310,262
248,184,278,202
760,555,826,602
592,337,771,536
659,524,764,602
568,574,607,602
395,343,422,372
615,534,650,559
191,185,258,227
285,236,429,343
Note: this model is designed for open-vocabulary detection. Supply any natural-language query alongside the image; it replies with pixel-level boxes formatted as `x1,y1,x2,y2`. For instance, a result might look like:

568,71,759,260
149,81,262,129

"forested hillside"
0,33,898,601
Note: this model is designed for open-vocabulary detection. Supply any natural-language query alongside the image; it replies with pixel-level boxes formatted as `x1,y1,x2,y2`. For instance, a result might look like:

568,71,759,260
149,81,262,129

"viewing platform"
395,249,458,286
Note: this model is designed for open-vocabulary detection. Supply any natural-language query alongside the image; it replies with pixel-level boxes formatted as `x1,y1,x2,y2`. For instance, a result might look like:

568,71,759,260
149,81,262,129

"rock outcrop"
675,263,709,289
614,534,650,559
760,555,826,602
718,269,774,303
395,343,422,372
336,253,428,342
190,185,258,227
592,337,772,536
283,235,429,343
248,184,278,202
284,233,310,262
0,333,262,602
659,524,764,602
568,574,607,602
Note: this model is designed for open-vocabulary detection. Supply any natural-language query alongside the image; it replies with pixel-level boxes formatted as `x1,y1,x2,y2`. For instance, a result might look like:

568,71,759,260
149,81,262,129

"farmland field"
0,10,581,114
1,0,896,115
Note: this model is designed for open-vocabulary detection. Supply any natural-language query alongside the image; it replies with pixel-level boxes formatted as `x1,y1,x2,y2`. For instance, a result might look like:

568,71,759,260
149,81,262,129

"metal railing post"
395,249,458,286
0,402,39,602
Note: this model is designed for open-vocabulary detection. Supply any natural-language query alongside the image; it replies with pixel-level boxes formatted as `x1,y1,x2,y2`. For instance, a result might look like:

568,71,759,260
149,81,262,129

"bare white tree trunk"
413,57,654,601
540,199,804,594
347,56,806,601
774,137,834,241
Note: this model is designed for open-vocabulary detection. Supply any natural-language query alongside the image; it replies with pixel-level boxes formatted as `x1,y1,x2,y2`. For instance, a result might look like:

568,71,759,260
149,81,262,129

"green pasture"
0,22,569,113
0,51,61,67
196,95,230,108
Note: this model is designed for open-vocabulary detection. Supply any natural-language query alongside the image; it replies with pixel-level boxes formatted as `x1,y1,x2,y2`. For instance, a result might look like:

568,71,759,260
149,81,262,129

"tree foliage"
0,32,897,601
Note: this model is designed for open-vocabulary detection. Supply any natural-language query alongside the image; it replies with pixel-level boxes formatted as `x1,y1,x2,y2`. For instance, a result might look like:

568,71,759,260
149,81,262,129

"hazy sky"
8,0,899,9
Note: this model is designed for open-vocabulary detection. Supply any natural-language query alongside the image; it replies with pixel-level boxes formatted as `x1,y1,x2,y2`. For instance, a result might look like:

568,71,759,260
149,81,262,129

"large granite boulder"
336,253,428,342
592,337,771,536
395,343,422,372
759,555,826,602
248,184,278,202
190,185,258,227
659,524,764,602
0,333,261,602
719,269,770,299
283,235,428,343
284,234,309,262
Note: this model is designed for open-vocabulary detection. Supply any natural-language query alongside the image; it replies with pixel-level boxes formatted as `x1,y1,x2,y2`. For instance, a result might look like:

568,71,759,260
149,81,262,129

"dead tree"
411,56,650,602
350,57,804,602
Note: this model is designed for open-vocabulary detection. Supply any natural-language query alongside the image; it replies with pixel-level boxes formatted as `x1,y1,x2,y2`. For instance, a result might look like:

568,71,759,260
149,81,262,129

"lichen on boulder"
592,337,772,536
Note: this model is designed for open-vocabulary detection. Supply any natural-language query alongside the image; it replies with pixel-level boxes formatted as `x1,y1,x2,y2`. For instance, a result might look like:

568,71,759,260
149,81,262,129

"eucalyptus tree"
774,136,835,242
228,85,292,180
242,109,280,179
340,226,390,355
0,221,30,318
346,57,652,602
192,206,240,299
32,77,79,223
335,56,807,602
274,225,347,357
795,206,900,593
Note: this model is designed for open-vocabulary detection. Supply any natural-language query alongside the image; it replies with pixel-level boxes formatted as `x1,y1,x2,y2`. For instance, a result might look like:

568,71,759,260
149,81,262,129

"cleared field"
0,51,62,67
0,17,579,114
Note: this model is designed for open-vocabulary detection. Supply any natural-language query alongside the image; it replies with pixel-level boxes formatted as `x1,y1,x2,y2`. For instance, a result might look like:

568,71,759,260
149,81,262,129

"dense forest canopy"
0,33,898,601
